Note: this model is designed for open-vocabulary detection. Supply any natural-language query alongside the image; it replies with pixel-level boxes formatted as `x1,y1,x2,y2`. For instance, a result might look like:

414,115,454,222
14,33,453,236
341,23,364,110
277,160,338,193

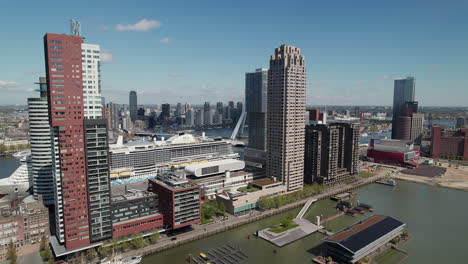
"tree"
130,233,145,249
149,231,160,244
7,241,17,264
87,248,98,260
0,144,6,152
40,246,51,261
40,235,47,252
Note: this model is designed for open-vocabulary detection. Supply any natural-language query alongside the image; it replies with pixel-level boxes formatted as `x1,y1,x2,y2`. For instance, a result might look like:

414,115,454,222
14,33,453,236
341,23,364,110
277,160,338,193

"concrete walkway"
257,218,323,247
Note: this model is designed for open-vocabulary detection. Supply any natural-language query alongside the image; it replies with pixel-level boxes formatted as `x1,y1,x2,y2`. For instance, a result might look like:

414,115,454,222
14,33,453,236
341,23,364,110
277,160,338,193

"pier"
188,244,247,264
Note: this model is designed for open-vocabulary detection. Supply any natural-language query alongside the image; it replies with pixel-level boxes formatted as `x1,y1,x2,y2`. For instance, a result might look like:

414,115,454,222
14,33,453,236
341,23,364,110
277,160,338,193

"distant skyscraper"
176,103,183,118
185,110,195,126
456,117,466,128
195,110,204,126
246,68,268,152
204,102,211,112
216,102,224,115
267,45,306,191
228,101,235,108
236,102,243,113
161,103,171,119
129,91,137,122
108,102,120,131
204,110,214,125
392,77,415,139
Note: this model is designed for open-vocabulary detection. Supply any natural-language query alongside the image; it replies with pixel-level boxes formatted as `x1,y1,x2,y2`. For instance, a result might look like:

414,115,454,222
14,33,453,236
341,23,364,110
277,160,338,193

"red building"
149,174,201,230
367,139,420,166
431,126,468,160
44,33,90,249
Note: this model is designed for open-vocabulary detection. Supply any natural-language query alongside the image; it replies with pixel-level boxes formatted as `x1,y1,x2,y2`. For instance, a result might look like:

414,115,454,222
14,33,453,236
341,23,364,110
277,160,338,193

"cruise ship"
109,133,238,185
0,156,32,200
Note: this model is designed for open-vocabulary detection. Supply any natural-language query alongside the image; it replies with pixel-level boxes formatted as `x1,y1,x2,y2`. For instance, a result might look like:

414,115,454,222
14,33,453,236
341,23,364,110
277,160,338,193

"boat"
375,180,397,186
0,156,32,200
101,255,142,264
361,133,368,137
13,150,31,158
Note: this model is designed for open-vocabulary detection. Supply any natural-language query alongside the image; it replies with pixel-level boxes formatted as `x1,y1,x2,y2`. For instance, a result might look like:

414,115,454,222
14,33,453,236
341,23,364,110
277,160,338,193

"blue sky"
0,0,467,106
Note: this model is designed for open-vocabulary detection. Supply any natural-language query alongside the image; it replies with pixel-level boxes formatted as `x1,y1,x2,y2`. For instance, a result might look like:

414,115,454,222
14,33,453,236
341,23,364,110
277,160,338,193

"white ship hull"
0,157,31,200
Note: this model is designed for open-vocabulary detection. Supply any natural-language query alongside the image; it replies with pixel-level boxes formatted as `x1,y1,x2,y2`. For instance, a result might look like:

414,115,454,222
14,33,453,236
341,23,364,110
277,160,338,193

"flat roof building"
323,215,406,263
149,173,201,229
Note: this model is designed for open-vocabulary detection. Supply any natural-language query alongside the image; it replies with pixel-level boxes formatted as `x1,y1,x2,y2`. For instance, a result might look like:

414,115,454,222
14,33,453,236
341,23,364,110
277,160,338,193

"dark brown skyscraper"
266,45,306,191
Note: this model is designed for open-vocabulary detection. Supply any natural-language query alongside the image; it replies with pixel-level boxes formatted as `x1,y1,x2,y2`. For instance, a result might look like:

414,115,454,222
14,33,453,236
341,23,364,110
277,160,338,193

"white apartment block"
81,43,102,119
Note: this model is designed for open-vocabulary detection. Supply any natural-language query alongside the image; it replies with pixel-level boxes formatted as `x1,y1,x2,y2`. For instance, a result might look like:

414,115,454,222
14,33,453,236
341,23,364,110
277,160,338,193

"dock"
189,244,247,264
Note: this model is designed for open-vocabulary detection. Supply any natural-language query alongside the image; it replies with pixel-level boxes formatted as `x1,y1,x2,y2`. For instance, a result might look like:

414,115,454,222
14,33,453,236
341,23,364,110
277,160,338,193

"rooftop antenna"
70,19,82,37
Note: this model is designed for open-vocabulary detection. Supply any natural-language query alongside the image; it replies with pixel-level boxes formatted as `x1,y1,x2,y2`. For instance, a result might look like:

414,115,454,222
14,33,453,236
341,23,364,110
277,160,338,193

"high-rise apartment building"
81,43,102,119
84,119,112,242
44,33,90,249
304,123,360,184
129,91,137,122
266,45,306,191
28,77,54,205
246,68,268,151
176,102,183,118
194,110,204,126
216,102,224,116
392,77,415,139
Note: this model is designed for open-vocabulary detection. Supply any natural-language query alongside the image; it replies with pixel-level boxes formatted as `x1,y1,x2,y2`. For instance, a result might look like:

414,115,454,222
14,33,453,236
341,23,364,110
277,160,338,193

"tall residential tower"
266,45,307,191
245,68,268,165
129,91,137,122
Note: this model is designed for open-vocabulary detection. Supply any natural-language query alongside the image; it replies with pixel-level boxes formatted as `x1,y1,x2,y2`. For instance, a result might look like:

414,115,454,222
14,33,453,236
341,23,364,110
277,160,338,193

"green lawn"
268,223,299,233
374,248,406,264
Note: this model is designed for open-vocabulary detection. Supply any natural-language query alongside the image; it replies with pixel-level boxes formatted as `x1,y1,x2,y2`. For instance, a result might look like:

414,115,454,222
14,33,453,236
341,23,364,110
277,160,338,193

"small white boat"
361,133,368,137
13,150,30,158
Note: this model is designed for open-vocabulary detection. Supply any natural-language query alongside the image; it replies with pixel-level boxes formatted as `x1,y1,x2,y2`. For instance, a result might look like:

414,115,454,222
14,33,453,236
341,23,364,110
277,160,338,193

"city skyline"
0,0,467,106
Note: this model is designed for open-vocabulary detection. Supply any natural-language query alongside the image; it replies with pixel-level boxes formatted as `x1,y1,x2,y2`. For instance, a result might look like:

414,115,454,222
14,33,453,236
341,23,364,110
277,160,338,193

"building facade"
431,126,468,160
267,45,306,191
28,77,54,205
84,119,112,242
246,68,268,152
81,43,102,119
44,33,90,249
304,123,360,184
149,175,201,230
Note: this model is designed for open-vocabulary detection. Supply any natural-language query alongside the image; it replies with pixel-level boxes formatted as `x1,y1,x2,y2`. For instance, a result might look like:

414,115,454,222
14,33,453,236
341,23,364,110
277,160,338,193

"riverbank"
393,163,468,192
122,174,386,259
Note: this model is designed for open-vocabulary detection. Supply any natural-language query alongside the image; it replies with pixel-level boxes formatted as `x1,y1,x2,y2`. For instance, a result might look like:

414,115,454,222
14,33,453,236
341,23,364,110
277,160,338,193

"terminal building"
367,139,420,166
109,133,238,185
322,215,406,263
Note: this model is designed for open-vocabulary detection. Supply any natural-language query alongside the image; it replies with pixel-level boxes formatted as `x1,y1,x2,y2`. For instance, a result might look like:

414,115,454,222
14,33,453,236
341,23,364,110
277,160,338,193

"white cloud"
168,72,184,78
160,37,172,44
101,49,113,63
116,19,161,32
98,25,110,31
383,75,402,80
0,81,18,90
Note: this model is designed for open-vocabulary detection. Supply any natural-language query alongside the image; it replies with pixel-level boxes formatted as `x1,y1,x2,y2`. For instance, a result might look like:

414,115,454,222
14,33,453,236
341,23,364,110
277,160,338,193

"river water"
141,180,468,264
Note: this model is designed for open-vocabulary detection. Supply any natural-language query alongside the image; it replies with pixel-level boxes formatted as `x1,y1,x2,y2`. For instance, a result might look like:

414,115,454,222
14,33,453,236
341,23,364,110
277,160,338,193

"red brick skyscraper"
266,45,307,191
44,33,90,249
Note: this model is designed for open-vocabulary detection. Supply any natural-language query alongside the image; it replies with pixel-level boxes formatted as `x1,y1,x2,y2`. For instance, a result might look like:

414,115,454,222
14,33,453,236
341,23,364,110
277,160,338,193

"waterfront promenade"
122,173,386,259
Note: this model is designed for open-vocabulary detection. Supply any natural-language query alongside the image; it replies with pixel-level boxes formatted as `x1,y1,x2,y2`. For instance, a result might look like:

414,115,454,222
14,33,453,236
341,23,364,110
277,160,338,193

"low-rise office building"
110,182,163,238
149,172,201,230
216,178,286,214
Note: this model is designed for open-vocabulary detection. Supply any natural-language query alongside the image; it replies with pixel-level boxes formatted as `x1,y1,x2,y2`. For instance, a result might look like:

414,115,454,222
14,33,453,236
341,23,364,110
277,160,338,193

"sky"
0,0,467,106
